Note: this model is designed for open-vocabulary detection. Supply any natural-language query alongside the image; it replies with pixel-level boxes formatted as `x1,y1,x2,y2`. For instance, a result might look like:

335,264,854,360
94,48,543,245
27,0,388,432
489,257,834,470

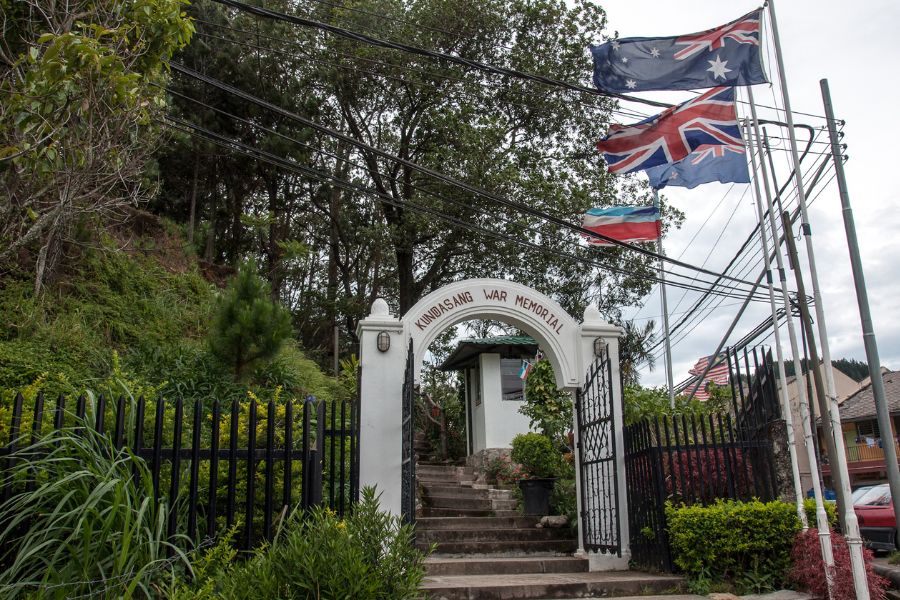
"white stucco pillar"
578,306,630,570
356,299,405,516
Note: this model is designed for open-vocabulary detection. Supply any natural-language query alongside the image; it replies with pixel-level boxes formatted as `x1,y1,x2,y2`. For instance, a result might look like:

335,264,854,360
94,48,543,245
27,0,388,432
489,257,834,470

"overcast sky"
596,1,900,387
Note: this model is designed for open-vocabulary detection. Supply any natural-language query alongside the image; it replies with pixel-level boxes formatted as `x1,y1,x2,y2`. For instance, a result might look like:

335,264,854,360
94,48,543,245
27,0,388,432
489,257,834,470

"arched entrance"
356,278,629,569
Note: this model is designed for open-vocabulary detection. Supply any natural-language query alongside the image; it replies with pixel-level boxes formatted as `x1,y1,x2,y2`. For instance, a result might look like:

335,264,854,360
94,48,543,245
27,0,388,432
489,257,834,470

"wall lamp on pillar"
376,331,391,353
593,337,607,357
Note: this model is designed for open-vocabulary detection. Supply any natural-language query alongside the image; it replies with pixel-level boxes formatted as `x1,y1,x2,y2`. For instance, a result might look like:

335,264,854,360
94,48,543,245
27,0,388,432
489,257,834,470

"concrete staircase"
416,462,683,599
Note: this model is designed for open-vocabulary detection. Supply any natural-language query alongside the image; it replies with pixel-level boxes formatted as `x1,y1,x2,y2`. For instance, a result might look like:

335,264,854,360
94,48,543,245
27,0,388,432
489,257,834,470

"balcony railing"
842,441,900,463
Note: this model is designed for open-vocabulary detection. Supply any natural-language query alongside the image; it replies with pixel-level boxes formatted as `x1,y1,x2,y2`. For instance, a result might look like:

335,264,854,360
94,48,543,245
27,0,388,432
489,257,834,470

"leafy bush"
172,487,428,599
663,448,755,501
484,455,523,485
623,385,728,426
790,529,888,600
666,499,801,592
520,360,573,444
803,497,838,529
0,427,188,599
550,478,577,524
510,433,562,479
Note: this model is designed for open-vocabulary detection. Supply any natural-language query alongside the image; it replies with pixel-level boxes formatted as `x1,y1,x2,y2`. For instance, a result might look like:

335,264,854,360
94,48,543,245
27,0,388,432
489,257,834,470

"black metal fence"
625,345,782,572
0,391,360,550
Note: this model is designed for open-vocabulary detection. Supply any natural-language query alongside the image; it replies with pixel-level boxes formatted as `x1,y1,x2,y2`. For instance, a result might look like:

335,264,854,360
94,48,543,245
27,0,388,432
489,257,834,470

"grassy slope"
0,221,337,414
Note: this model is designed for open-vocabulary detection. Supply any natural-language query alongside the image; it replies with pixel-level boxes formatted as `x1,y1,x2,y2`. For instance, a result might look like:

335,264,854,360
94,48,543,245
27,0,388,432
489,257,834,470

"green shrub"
510,432,562,479
520,360,573,444
0,427,188,599
209,262,292,380
802,497,838,529
172,487,428,599
665,499,802,592
550,478,577,524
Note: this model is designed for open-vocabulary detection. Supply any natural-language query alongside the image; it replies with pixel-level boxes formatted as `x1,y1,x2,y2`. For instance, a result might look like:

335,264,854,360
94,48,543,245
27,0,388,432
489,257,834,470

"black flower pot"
518,478,556,515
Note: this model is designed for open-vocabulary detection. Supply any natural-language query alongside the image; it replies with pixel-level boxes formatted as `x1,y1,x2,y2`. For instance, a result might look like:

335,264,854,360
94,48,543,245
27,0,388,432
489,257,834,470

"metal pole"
821,78,900,541
767,3,868,596
652,189,676,408
743,107,805,526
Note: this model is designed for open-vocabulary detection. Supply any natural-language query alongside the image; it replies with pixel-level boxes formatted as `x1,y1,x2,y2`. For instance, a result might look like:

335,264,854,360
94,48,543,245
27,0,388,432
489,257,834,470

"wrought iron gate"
575,348,621,556
400,339,416,525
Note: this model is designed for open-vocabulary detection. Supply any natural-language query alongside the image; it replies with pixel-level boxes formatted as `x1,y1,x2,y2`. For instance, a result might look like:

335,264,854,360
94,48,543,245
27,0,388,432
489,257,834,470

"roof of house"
834,370,900,422
438,336,538,371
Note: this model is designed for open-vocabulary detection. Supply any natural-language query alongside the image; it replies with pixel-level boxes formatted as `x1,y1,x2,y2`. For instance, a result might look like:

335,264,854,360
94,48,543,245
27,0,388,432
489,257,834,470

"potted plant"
511,433,562,515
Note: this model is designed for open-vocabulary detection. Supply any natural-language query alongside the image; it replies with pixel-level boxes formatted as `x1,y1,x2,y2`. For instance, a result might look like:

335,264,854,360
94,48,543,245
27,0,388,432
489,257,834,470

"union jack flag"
596,87,742,175
689,144,745,165
674,10,763,61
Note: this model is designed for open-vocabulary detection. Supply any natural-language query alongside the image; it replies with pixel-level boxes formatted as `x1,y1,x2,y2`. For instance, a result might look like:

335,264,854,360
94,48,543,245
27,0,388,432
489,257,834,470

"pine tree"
210,262,292,379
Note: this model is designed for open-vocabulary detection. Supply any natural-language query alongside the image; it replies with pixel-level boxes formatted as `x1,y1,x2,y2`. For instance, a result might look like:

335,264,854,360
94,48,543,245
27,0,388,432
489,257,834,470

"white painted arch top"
402,278,589,389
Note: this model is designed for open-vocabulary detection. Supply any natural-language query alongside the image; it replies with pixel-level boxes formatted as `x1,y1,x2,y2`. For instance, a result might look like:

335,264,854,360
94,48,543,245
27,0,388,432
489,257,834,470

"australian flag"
590,9,767,93
645,144,750,189
596,86,743,175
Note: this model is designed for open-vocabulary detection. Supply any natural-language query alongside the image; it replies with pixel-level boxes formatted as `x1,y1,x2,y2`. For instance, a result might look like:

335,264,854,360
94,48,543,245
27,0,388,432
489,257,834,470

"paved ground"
552,591,811,600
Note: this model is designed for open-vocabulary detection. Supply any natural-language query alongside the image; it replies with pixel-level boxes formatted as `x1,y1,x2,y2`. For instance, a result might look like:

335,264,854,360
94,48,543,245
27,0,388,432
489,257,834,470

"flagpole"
742,111,805,528
821,78,900,549
766,3,868,596
652,189,676,408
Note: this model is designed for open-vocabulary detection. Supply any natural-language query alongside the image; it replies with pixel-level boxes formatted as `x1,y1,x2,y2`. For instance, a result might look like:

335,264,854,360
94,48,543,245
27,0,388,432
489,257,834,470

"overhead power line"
164,115,770,302
170,63,764,294
166,86,769,300
202,0,673,108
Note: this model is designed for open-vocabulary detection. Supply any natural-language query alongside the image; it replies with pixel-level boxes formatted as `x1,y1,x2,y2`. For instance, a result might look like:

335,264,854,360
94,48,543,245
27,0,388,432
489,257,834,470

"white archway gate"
356,278,629,570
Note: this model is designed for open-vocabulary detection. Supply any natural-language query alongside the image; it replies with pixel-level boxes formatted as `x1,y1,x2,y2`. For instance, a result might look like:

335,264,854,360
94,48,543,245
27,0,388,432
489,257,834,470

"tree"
619,320,657,386
0,0,194,292
209,262,293,379
831,357,870,382
521,359,573,445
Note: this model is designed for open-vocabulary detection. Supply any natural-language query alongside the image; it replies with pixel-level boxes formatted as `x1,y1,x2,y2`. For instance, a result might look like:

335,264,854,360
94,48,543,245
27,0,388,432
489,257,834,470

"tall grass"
0,427,189,599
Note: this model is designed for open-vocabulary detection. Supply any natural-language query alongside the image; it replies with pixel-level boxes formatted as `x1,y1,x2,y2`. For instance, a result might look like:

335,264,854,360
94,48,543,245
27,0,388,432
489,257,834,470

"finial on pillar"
583,305,603,324
370,298,391,317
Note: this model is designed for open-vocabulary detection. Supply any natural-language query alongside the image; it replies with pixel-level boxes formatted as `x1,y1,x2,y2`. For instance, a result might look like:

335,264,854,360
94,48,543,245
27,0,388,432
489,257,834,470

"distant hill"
781,357,870,382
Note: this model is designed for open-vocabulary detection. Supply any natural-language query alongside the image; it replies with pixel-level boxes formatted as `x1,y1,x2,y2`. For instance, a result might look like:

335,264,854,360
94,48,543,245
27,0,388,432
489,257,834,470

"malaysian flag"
596,86,743,175
688,354,730,401
590,9,767,93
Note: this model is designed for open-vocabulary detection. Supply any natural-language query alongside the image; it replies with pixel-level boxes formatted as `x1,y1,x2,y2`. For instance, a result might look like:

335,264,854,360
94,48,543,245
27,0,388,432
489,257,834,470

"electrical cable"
162,115,773,301
201,0,674,108
170,62,767,293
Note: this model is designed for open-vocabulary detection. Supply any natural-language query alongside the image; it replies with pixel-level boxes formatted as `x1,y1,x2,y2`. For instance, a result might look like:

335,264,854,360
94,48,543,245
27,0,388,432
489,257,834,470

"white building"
439,336,537,456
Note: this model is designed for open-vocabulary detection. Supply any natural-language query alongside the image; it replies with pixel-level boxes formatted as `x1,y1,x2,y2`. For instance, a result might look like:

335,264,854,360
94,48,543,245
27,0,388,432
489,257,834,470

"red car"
854,484,897,552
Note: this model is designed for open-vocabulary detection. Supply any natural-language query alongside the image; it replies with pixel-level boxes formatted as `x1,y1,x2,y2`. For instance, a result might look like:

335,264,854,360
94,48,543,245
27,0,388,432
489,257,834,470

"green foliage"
623,385,729,426
1,0,194,285
803,497,838,529
0,427,189,599
172,487,428,600
550,478,577,524
510,432,563,479
209,262,293,380
665,500,802,592
520,359,573,443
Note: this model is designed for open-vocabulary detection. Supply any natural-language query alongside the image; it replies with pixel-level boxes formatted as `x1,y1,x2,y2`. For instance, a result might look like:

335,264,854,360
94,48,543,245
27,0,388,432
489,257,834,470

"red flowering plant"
789,528,888,599
484,455,523,486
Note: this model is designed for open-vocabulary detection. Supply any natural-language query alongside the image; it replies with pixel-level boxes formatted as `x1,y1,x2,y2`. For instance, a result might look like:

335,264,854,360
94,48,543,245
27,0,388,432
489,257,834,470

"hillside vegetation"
0,215,338,412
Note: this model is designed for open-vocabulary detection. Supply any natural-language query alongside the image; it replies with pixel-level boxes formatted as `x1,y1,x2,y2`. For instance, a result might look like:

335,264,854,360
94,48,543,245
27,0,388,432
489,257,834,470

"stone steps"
420,570,684,600
424,556,588,576
419,527,575,544
417,539,578,555
417,516,540,530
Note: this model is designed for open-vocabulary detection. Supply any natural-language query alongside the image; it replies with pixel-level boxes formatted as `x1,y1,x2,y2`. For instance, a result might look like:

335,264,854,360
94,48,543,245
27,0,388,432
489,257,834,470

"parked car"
853,483,897,552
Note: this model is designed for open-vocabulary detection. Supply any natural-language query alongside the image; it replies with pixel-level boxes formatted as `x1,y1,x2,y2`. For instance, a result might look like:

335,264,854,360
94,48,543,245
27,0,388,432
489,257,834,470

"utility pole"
652,189,676,408
767,2,868,595
821,78,900,542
